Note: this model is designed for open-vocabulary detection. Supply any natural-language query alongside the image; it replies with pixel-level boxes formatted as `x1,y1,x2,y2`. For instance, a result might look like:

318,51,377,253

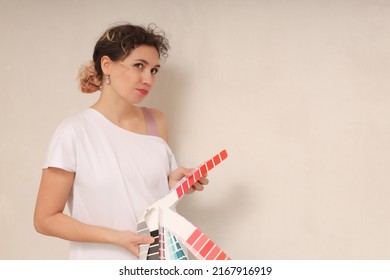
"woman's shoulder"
144,107,169,142
145,107,166,122
53,109,95,133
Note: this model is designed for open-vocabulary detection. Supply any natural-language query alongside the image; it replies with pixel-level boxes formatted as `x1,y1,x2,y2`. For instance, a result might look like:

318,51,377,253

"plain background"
1,0,389,259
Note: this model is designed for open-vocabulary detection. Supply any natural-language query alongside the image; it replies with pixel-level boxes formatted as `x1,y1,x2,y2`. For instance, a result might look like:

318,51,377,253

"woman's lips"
137,89,149,96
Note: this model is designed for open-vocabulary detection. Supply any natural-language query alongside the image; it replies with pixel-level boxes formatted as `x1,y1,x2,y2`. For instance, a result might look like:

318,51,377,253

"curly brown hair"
78,23,170,93
93,23,170,80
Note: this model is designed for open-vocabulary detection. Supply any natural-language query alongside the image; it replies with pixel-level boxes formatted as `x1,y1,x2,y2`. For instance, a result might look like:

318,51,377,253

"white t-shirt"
43,108,178,259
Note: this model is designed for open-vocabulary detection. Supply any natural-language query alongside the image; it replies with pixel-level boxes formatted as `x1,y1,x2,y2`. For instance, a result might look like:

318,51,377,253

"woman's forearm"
34,212,120,245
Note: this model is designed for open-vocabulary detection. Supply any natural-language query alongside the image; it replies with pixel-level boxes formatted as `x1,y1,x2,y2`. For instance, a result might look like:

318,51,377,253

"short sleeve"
167,146,178,172
42,120,78,172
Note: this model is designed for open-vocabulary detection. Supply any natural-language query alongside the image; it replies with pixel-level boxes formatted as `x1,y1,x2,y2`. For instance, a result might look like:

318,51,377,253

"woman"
34,23,208,259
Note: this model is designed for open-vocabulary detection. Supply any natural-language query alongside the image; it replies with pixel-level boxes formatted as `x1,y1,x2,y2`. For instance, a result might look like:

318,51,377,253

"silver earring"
105,75,111,85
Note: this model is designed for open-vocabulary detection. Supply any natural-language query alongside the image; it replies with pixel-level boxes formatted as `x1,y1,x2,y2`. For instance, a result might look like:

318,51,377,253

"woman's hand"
168,167,209,194
115,231,154,258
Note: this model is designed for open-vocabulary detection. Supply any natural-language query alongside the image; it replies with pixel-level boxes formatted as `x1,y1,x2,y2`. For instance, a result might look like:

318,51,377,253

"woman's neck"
91,93,144,131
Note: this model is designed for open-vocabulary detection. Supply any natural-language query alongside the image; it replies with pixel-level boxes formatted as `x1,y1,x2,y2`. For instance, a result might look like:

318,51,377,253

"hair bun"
78,60,101,93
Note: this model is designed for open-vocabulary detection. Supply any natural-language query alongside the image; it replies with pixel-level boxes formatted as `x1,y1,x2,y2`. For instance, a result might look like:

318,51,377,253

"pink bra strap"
141,107,160,137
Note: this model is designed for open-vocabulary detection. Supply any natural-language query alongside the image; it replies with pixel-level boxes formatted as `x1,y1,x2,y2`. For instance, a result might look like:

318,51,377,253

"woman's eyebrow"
134,59,160,68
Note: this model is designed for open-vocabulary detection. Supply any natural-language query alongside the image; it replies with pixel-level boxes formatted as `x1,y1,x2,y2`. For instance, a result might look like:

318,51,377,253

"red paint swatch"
205,246,221,259
199,240,215,257
193,235,208,251
187,229,202,246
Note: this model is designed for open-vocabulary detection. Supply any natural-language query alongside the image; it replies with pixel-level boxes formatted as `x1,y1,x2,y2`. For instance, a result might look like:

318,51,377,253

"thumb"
184,168,196,178
182,167,197,177
171,167,192,181
139,235,155,244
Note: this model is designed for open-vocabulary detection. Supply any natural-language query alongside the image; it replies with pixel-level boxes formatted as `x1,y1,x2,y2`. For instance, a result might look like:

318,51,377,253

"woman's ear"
100,55,112,75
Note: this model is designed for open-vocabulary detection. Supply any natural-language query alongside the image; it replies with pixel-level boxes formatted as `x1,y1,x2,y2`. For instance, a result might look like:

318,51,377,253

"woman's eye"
134,63,144,69
151,68,159,75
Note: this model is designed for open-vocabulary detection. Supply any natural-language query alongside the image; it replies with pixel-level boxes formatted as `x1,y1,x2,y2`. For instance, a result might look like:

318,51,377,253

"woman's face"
107,45,160,104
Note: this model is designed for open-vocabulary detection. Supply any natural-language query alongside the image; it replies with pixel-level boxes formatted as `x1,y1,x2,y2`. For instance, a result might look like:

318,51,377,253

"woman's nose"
142,71,153,85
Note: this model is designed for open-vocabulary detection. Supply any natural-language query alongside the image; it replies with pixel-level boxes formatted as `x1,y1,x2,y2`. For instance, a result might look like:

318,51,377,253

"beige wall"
1,0,390,259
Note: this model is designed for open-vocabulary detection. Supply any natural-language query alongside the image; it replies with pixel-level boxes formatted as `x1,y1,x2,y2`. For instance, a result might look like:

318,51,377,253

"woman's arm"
149,108,169,143
33,167,153,257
